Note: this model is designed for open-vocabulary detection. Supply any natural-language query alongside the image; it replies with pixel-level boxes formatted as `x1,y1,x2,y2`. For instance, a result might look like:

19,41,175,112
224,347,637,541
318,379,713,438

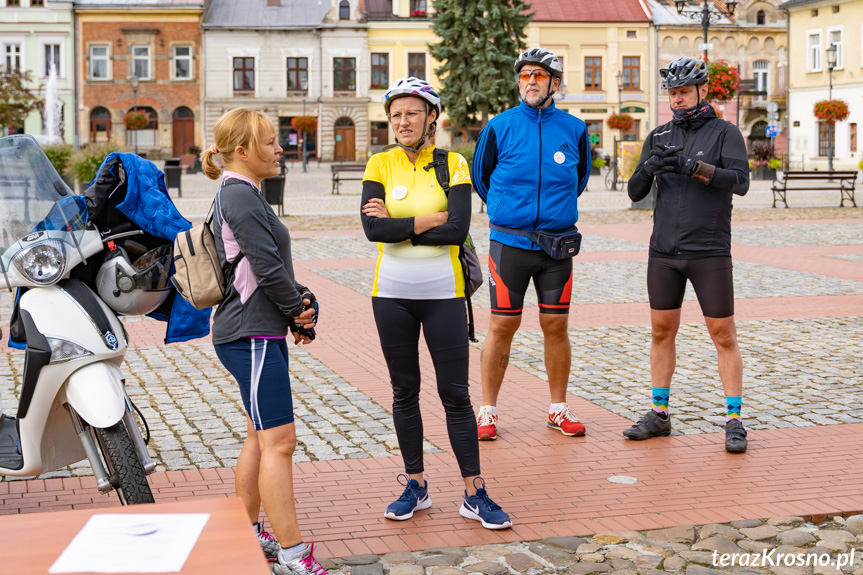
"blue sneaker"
384,474,432,521
459,477,512,530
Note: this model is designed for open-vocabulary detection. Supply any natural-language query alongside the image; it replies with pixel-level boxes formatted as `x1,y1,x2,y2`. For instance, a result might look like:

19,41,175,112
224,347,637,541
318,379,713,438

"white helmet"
514,47,564,79
382,77,442,115
96,243,173,316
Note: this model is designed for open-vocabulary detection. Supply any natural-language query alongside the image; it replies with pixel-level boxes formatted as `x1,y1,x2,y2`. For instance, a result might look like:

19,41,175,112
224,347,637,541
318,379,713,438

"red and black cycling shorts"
488,240,573,316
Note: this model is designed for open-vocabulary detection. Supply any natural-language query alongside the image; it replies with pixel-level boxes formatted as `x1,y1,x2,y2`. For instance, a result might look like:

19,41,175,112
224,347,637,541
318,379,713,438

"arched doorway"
90,107,111,143
334,116,355,162
172,107,195,156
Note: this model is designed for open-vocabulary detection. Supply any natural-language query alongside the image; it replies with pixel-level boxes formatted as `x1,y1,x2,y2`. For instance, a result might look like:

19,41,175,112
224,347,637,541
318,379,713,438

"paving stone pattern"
314,260,863,308
317,516,863,575
0,344,438,480
492,317,863,434
732,223,863,248
824,254,863,265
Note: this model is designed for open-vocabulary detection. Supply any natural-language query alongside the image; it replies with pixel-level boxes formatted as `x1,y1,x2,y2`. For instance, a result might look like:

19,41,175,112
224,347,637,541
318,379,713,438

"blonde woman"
201,108,327,575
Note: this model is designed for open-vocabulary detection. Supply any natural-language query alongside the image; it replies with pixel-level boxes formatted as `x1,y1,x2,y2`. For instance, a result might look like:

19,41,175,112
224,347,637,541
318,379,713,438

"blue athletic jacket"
473,100,591,250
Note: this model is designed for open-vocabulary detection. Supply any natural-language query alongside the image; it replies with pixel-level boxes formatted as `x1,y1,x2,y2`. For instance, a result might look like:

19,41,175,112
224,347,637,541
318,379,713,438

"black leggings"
372,297,480,478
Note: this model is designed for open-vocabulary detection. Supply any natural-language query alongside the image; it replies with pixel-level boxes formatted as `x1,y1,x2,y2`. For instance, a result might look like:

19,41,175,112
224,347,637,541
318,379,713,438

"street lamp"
130,75,139,155
611,71,625,191
301,93,308,173
826,43,837,171
675,0,738,60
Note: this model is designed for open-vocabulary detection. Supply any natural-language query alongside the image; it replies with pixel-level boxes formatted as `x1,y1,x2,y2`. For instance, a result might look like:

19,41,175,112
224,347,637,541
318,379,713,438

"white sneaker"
272,543,328,575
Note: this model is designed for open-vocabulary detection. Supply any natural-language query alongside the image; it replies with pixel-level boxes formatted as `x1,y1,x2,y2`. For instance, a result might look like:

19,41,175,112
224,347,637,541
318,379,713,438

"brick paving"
1,163,863,568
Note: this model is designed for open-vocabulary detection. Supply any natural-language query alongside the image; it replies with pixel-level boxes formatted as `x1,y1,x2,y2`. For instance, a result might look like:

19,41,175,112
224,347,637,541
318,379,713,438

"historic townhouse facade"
75,0,204,157
202,0,369,163
364,0,453,153
0,0,75,145
781,0,862,170
648,0,788,154
525,0,653,158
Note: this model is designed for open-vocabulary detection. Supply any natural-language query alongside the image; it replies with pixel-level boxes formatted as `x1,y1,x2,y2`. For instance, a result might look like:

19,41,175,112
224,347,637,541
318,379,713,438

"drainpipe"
73,8,80,149
317,28,323,162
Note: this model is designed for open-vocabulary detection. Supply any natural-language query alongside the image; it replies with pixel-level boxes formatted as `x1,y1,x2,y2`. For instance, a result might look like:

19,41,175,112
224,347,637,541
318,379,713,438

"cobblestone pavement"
496,317,863,435
318,515,863,575
732,224,863,248
0,343,438,479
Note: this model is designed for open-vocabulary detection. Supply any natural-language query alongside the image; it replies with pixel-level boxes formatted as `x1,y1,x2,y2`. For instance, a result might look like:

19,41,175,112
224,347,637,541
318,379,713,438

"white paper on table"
49,513,210,573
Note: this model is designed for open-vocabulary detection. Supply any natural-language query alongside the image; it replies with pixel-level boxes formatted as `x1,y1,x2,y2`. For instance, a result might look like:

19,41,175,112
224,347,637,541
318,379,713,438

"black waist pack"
490,224,582,260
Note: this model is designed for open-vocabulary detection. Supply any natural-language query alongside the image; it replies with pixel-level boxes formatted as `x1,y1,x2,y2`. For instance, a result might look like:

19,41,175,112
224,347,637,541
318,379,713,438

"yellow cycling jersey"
363,146,472,299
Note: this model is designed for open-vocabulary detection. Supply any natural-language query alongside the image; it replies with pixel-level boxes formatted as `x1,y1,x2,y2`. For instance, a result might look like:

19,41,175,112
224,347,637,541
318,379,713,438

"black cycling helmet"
514,47,564,79
660,56,708,90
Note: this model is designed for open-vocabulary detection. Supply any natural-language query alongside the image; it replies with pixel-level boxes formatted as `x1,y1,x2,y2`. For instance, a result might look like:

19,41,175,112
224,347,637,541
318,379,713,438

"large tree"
0,69,41,131
429,0,532,131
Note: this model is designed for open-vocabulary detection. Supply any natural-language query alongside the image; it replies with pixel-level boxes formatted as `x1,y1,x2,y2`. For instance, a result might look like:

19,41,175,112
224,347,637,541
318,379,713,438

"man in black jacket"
624,57,750,453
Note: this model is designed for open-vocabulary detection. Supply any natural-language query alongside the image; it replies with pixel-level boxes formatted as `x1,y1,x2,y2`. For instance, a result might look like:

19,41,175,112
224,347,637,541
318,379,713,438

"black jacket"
628,108,749,258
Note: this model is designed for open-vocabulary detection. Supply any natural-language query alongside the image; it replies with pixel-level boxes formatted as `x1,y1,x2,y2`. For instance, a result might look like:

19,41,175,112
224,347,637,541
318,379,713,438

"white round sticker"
392,185,408,200
554,151,566,164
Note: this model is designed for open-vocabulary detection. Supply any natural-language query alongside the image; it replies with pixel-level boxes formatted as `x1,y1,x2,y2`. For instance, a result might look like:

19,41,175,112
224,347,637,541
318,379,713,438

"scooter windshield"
0,135,87,255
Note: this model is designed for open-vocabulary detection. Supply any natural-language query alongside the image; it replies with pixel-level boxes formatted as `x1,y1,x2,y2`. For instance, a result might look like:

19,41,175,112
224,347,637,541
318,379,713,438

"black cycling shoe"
623,410,672,440
725,418,748,453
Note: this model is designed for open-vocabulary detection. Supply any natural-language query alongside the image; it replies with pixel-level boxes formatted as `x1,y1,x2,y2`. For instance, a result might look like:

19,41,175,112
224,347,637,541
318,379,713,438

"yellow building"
525,0,653,161
781,0,862,170
364,0,450,154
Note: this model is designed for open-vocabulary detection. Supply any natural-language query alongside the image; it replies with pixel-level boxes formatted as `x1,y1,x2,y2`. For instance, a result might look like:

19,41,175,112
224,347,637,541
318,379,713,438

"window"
410,0,426,16
818,122,833,157
126,106,158,148
623,120,640,142
626,30,637,38
851,123,857,153
371,53,388,89
7,0,20,5
132,45,150,80
408,53,425,80
287,57,308,92
89,45,109,79
586,121,603,149
333,57,356,92
584,57,602,89
4,44,21,71
757,10,765,25
753,60,769,96
173,46,192,80
233,57,255,92
44,43,60,76
828,29,843,68
90,107,111,143
622,57,640,89
807,32,821,72
339,0,349,20
32,0,44,5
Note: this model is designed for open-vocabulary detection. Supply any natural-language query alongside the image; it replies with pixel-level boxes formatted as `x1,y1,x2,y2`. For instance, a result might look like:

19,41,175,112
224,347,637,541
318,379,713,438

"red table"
0,497,271,574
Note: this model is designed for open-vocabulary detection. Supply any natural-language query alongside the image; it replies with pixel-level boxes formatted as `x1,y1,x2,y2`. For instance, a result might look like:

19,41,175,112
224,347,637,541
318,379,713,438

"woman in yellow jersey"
361,77,511,530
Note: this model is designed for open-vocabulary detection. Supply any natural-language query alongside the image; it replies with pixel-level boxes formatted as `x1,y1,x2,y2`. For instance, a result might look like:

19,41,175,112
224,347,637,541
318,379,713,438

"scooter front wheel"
96,423,155,505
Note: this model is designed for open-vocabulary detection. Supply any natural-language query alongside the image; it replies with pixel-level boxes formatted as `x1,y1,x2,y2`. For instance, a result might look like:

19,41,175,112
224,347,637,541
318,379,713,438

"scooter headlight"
46,337,93,363
13,240,66,285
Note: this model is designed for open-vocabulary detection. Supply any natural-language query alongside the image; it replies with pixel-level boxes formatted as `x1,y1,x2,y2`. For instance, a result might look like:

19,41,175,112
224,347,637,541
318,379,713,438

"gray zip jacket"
211,178,307,344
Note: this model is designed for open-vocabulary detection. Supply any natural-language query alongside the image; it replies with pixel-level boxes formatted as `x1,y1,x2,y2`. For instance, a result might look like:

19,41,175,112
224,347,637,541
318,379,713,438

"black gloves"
290,290,319,341
648,144,698,177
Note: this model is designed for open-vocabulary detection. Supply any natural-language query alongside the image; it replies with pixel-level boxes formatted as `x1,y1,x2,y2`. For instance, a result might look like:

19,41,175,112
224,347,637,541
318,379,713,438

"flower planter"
751,167,776,181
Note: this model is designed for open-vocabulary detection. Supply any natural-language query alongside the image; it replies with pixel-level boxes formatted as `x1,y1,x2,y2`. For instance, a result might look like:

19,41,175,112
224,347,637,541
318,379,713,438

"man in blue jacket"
473,47,590,441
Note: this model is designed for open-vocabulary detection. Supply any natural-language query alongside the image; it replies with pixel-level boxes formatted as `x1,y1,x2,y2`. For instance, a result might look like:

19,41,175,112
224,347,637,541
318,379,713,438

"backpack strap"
424,147,451,195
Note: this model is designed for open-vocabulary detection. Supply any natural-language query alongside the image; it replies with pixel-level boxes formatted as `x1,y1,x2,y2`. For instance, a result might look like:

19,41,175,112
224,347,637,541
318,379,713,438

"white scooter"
0,135,162,504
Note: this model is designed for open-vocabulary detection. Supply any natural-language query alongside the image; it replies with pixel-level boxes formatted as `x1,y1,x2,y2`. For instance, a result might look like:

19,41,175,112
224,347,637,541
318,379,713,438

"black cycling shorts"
647,256,734,318
488,240,573,315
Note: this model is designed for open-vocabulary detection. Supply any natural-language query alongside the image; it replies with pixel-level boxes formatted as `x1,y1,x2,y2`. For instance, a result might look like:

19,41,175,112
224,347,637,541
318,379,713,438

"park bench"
331,163,365,195
771,170,858,208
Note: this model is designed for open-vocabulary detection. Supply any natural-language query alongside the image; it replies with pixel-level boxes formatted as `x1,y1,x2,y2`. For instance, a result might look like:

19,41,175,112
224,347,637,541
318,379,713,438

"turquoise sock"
652,387,670,415
726,396,742,421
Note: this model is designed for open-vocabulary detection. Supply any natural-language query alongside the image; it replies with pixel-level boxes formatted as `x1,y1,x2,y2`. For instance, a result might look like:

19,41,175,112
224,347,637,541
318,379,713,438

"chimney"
267,0,280,6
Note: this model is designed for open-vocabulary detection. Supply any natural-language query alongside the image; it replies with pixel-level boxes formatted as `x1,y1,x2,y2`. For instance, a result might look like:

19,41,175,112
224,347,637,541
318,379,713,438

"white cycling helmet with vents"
514,47,564,78
382,77,442,115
